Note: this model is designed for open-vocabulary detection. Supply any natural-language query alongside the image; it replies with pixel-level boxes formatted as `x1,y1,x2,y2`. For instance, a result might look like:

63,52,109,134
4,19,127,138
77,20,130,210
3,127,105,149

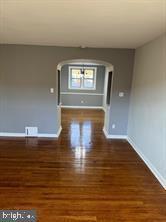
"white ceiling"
0,0,166,48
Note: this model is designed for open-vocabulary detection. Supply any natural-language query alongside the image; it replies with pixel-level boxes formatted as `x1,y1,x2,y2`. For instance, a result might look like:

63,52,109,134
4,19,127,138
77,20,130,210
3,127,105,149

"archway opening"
57,59,114,143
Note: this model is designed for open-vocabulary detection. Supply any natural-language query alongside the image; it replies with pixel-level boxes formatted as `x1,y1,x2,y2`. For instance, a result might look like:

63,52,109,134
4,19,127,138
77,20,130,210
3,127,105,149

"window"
68,66,96,90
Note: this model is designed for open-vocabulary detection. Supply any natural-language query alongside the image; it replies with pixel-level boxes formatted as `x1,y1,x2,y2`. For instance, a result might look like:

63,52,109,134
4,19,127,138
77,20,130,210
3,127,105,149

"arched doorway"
57,59,114,137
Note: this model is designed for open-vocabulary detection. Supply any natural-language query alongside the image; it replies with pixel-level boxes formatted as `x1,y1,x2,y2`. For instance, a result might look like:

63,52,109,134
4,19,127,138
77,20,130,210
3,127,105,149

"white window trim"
68,66,97,90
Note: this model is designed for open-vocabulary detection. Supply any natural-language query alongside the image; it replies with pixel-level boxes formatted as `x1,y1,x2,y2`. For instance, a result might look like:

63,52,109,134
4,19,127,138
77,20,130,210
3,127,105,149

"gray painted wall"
0,44,134,135
128,33,166,184
61,94,103,107
60,64,105,107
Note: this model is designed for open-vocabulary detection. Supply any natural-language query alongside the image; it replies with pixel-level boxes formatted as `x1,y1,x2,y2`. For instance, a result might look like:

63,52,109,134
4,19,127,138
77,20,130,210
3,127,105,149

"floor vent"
25,127,38,137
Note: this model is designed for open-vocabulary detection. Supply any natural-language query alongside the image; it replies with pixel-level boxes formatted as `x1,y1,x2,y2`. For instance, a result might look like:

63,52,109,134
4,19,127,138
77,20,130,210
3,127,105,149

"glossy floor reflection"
62,108,104,150
70,121,92,149
62,109,102,174
0,108,166,222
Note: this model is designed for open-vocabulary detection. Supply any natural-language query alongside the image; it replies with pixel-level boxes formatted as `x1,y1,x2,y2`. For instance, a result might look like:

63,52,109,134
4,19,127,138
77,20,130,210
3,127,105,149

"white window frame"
68,66,97,90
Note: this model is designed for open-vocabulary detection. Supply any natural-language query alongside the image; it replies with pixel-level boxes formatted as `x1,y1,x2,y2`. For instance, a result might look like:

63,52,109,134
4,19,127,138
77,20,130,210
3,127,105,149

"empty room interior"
0,0,166,221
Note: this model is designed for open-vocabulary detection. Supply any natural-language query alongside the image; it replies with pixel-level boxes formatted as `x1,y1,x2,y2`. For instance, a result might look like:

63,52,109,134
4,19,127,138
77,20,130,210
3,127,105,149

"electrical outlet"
81,100,84,103
119,92,124,97
112,124,116,129
50,88,54,93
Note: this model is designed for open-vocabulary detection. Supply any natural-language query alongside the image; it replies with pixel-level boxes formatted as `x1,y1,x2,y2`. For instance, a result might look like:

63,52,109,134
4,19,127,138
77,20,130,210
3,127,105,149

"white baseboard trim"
56,125,62,137
102,107,106,112
0,132,25,137
0,126,62,138
127,137,166,190
103,127,109,138
37,133,57,138
61,105,104,110
103,128,127,139
61,92,104,96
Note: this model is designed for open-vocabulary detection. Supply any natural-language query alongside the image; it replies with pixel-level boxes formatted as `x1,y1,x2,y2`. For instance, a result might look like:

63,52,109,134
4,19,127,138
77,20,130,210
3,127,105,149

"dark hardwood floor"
0,108,166,222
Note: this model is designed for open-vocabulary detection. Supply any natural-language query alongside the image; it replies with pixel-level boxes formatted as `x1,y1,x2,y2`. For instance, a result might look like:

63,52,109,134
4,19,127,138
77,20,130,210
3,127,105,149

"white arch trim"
57,59,113,71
